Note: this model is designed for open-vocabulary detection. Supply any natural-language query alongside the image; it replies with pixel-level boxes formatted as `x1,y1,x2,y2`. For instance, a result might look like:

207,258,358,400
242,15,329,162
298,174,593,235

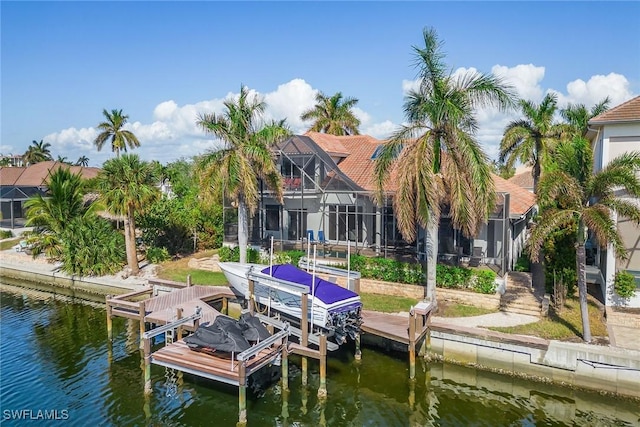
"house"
508,166,534,193
228,132,536,276
0,161,100,228
587,95,640,307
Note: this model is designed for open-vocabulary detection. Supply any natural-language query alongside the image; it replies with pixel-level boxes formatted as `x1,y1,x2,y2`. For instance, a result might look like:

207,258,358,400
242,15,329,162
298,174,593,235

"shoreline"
1,250,639,400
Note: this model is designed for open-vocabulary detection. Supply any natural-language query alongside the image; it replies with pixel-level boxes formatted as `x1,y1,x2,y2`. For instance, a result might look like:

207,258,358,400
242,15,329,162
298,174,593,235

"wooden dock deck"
150,340,282,386
361,310,417,345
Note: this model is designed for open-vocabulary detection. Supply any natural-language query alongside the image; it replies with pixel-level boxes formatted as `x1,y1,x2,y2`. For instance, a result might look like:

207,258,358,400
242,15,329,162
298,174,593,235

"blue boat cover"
261,264,359,305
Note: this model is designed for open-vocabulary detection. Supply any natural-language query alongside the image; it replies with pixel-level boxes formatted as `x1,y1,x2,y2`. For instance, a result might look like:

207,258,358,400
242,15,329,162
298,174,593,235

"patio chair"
317,230,327,244
468,247,484,267
306,230,315,243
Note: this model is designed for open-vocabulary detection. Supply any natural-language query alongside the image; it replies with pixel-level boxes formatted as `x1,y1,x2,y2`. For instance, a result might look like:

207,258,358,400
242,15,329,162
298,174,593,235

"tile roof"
507,170,534,192
589,95,640,124
493,174,536,216
303,132,351,157
0,161,100,187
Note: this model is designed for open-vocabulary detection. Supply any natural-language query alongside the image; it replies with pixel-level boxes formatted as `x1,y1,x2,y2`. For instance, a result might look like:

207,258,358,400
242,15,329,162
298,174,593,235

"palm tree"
528,138,640,342
561,98,610,137
56,155,70,164
301,91,361,135
23,140,53,165
75,155,90,167
97,154,159,275
499,93,564,193
94,109,140,157
196,85,290,263
374,27,515,302
24,167,93,260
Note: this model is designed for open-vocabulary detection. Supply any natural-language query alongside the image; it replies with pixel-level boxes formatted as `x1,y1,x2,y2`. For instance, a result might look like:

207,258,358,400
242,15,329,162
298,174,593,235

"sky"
2,1,639,168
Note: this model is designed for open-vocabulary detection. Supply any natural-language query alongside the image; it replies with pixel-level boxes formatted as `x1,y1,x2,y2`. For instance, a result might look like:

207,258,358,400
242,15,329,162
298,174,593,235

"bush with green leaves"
59,216,125,276
614,271,637,299
346,255,424,285
146,246,171,263
0,230,13,239
218,246,261,263
436,264,472,289
514,255,530,272
473,270,497,294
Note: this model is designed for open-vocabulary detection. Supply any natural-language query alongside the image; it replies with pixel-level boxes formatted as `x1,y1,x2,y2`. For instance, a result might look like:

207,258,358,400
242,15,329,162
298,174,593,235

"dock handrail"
142,307,202,340
237,323,290,362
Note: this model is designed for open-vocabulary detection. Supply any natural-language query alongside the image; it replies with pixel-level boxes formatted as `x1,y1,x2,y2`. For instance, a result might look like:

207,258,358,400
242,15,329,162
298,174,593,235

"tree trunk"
124,206,139,275
424,219,438,305
238,197,249,264
576,222,591,343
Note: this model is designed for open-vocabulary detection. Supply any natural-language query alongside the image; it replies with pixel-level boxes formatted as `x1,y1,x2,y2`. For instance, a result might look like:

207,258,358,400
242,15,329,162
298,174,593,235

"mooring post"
238,364,247,426
300,292,309,386
143,336,152,395
222,297,228,315
187,274,192,287
355,331,362,361
248,279,255,315
318,334,327,398
176,308,183,341
139,300,146,350
282,344,289,392
106,295,113,342
409,309,416,380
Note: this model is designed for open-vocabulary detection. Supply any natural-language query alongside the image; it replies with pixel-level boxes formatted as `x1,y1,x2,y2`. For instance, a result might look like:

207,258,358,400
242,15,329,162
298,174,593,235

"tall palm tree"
561,97,610,137
374,27,515,302
94,109,140,157
97,154,159,275
197,85,290,263
75,155,90,167
23,139,53,165
499,93,563,193
301,91,361,135
24,167,93,260
528,138,640,342
56,155,70,164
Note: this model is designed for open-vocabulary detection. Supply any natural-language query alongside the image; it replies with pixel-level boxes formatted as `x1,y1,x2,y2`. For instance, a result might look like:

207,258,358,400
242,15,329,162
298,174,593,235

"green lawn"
360,293,420,313
436,302,498,317
155,256,229,286
490,296,607,340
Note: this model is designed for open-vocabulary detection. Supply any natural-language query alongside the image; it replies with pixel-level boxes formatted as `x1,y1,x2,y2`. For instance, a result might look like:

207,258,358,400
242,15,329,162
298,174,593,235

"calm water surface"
1,282,639,426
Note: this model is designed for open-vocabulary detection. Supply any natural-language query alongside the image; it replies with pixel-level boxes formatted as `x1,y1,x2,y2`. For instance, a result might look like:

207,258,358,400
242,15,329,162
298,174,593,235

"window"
328,205,363,242
265,205,280,231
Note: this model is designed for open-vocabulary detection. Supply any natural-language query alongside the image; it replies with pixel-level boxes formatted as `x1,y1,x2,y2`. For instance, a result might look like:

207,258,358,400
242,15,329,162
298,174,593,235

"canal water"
1,283,639,426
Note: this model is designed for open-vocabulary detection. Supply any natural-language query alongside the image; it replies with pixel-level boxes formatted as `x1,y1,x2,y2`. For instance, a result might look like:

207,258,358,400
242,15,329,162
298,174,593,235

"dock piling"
300,291,309,386
282,345,289,392
238,364,247,426
355,332,362,361
409,310,416,380
106,294,113,342
318,334,327,398
176,308,183,341
143,337,152,395
138,300,146,350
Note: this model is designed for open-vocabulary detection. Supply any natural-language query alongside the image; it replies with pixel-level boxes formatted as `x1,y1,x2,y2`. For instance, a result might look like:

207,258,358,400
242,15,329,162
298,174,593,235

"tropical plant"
56,155,70,164
373,27,515,302
528,138,640,342
0,157,11,167
75,155,90,167
499,93,564,193
301,91,361,135
24,167,94,259
614,271,637,299
23,140,53,165
58,216,125,276
97,154,159,275
94,108,140,157
196,85,290,263
561,97,610,137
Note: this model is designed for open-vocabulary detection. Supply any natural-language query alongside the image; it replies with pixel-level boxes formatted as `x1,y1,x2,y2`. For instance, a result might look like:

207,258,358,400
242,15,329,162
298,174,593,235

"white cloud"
36,70,636,167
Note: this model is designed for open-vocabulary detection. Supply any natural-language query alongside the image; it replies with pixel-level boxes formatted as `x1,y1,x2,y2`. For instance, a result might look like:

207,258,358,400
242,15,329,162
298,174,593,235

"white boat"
218,262,362,344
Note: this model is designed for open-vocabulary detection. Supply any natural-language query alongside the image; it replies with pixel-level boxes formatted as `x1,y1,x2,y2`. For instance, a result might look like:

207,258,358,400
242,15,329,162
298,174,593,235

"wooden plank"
288,343,322,359
361,310,429,346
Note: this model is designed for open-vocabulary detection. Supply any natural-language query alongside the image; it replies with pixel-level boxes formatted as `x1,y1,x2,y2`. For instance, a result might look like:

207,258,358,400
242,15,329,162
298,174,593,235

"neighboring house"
0,161,100,228
0,154,25,167
588,95,640,307
508,166,534,193
229,132,536,276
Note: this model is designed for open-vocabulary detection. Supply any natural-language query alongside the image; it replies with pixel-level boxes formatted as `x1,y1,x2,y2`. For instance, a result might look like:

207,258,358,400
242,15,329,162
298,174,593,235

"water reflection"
1,286,639,427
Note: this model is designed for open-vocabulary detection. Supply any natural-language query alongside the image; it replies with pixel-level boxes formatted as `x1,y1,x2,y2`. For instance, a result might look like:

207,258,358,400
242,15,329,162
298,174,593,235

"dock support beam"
139,300,146,350
248,279,255,315
106,295,113,342
176,308,183,341
318,334,327,398
143,337,152,395
238,364,247,426
409,310,416,380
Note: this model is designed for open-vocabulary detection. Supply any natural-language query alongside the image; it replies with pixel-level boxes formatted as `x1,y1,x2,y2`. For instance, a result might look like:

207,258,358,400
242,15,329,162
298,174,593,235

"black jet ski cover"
184,315,251,353
238,312,271,342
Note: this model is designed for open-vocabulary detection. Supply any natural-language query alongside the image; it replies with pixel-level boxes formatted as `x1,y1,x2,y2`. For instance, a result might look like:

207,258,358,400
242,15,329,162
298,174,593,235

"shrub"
0,230,13,239
218,246,261,263
146,246,171,263
614,271,637,299
514,255,530,272
473,270,497,294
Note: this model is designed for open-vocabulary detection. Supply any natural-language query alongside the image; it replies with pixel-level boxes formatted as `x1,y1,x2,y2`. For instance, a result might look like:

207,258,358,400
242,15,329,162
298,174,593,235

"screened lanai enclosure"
222,135,515,276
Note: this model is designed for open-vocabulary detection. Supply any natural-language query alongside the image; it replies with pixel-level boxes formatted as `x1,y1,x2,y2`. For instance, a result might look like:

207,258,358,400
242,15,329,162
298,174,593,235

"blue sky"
2,1,639,167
